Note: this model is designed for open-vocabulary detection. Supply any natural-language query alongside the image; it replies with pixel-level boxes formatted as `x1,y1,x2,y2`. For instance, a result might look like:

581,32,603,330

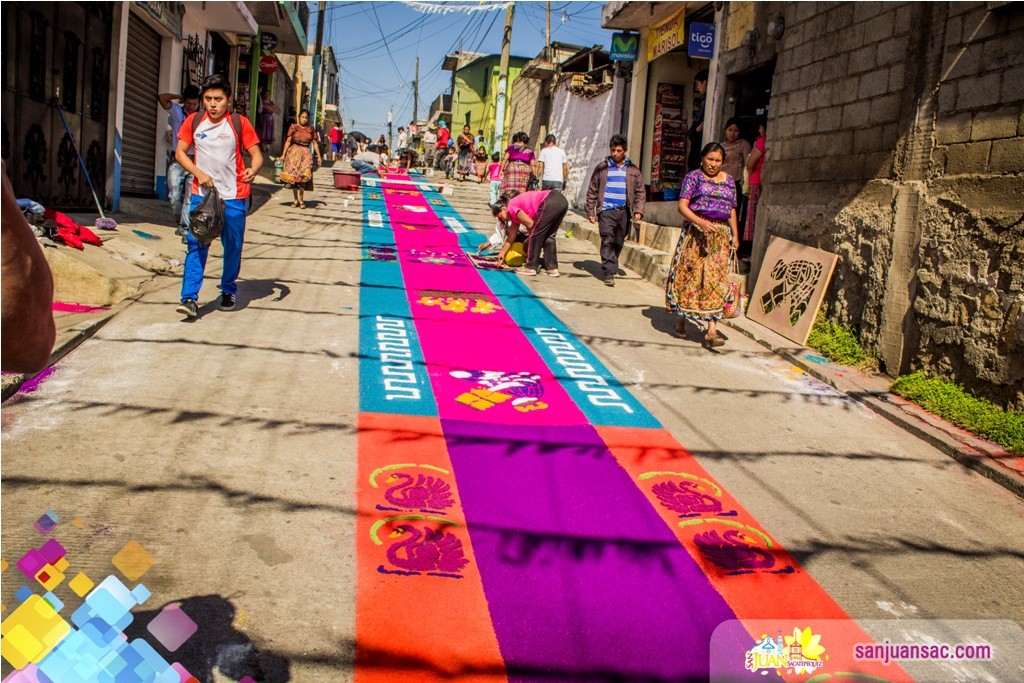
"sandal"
298,202,307,209
704,332,725,348
290,201,299,208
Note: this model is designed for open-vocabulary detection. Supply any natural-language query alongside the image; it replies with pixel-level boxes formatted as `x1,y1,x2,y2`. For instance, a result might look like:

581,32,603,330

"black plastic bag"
188,186,224,245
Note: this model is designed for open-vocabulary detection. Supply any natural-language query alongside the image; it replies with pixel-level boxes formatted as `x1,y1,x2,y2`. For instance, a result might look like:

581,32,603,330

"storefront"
638,4,714,196
151,2,256,199
603,2,716,201
1,2,114,209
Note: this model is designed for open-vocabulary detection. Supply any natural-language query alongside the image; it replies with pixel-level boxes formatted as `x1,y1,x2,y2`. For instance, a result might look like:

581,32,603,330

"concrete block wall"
759,1,911,368
915,4,1024,410
734,1,1023,409
509,76,546,149
769,2,910,183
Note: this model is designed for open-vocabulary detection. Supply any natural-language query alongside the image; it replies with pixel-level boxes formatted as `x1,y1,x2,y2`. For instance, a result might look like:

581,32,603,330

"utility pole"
308,0,327,123
546,1,551,49
413,55,420,124
492,4,515,155
538,2,552,147
318,46,329,120
388,107,394,151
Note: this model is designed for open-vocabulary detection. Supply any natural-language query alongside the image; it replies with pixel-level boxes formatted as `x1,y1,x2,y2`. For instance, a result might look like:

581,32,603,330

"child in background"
477,219,509,255
474,147,489,183
443,143,458,179
488,152,502,204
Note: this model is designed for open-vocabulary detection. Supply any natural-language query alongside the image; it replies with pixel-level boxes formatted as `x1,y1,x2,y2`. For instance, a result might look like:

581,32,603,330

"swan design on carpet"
379,524,469,578
378,472,455,514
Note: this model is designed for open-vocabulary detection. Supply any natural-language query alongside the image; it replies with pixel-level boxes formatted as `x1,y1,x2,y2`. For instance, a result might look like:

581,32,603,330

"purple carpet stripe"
440,418,745,682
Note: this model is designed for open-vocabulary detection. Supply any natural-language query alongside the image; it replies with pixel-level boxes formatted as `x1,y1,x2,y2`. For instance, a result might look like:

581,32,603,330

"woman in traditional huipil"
455,125,476,181
256,89,276,150
744,119,767,244
665,142,740,347
498,132,536,197
279,109,321,209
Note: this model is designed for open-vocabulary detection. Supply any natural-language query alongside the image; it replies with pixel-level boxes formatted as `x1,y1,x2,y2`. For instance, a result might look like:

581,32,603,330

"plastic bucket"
333,170,360,191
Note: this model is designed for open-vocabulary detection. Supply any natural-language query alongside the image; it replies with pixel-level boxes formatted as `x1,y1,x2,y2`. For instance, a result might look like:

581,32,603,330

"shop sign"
648,7,686,61
136,1,184,40
688,22,716,59
259,55,279,74
610,32,639,62
260,32,278,52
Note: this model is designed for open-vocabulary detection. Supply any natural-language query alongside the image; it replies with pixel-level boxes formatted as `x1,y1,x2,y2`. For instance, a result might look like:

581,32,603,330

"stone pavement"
1,164,1022,680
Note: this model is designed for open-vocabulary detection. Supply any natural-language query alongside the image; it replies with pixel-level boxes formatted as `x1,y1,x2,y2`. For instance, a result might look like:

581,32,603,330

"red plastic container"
333,170,361,191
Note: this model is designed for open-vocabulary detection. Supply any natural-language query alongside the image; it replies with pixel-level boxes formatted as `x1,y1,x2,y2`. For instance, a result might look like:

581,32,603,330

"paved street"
2,166,1022,681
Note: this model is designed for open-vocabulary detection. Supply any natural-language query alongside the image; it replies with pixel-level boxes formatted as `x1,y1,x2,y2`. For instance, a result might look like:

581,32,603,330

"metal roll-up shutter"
122,14,160,196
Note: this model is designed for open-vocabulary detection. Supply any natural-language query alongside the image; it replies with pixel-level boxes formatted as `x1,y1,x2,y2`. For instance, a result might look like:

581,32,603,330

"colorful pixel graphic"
146,604,198,652
34,512,59,536
1,516,201,681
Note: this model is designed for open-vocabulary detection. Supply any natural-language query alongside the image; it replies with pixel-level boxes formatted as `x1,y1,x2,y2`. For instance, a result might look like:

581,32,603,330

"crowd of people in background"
156,66,767,345
470,66,768,351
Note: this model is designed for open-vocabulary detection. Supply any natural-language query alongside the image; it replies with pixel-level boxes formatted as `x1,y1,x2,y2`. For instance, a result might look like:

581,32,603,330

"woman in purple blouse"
498,131,537,197
665,142,740,347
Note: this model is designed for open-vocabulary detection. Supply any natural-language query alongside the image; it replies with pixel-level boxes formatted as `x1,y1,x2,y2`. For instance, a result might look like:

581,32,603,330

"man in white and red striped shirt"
174,75,263,317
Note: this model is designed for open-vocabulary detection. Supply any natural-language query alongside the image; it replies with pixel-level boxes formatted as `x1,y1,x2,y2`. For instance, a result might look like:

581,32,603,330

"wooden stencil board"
746,236,838,345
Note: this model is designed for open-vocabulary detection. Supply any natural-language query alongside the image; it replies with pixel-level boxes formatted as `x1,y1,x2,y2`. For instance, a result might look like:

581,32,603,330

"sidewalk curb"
2,299,128,401
564,211,1024,500
722,316,1024,500
4,189,289,402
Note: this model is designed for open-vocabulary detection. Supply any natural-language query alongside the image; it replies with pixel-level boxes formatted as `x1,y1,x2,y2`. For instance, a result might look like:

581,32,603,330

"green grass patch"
891,372,1024,456
806,315,876,368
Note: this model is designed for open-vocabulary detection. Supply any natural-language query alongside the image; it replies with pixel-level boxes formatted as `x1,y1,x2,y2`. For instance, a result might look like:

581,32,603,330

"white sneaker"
545,269,560,277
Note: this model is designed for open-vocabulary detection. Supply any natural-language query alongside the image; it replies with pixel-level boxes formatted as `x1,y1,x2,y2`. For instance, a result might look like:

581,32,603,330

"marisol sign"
648,7,686,61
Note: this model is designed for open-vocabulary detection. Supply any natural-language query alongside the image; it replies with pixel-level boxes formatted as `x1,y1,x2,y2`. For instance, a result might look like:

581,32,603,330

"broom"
54,97,117,230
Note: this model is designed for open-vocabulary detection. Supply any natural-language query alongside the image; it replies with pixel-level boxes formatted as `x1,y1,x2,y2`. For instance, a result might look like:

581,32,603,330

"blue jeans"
180,195,247,302
541,180,564,192
351,160,377,174
166,160,193,226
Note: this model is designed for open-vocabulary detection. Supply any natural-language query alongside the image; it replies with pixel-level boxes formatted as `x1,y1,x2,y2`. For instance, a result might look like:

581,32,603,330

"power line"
331,10,446,57
469,9,501,56
369,3,407,86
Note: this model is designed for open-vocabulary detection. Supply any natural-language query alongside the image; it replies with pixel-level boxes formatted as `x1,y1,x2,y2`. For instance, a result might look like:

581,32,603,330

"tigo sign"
610,32,639,62
688,22,716,59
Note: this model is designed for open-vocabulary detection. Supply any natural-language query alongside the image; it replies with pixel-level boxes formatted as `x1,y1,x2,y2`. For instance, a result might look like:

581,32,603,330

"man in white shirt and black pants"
536,134,568,193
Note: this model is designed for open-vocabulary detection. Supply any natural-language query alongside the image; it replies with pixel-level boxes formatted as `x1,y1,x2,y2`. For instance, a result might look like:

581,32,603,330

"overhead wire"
468,9,502,57
331,10,447,57
340,3,504,133
398,6,485,121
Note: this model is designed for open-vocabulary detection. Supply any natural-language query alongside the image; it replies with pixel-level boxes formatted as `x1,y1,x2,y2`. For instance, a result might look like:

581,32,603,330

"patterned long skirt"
744,183,761,241
500,160,531,197
665,222,732,321
280,144,313,190
257,112,275,144
457,147,474,176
